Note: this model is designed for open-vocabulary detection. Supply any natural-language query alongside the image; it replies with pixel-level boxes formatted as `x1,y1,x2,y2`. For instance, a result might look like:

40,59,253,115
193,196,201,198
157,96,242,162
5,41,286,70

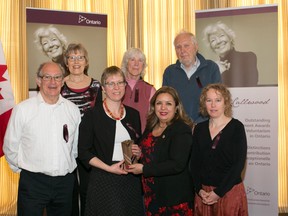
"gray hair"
173,30,198,47
121,48,147,78
34,25,67,55
203,21,236,48
37,61,65,78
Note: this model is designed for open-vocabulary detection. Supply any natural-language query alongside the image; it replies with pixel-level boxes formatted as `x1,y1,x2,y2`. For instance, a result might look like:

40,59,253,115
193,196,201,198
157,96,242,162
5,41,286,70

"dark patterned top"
61,79,102,117
141,132,193,216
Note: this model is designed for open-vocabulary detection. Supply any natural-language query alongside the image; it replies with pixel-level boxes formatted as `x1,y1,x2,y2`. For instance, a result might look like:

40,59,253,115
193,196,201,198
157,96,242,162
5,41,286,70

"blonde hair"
64,43,89,75
199,83,232,117
101,66,126,86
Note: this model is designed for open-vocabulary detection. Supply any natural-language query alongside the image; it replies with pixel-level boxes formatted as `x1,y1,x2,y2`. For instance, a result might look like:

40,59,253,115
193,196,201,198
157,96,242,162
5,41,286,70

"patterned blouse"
61,79,102,117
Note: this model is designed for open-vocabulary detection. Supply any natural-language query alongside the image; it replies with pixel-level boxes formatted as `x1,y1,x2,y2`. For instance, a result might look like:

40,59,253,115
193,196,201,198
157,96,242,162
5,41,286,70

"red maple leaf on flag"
0,65,7,80
0,42,15,157
0,64,8,100
0,88,3,100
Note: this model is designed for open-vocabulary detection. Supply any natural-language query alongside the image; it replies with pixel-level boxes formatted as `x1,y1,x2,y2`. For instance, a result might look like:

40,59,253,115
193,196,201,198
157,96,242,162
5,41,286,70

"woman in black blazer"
127,86,195,215
78,66,144,216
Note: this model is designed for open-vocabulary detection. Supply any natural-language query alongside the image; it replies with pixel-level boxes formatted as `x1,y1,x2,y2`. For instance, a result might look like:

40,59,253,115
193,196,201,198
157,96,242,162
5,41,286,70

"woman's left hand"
126,163,143,175
202,190,219,205
131,144,142,160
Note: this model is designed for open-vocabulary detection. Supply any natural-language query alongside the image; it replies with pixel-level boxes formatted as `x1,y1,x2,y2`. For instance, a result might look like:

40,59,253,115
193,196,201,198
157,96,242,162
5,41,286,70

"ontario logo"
246,186,270,196
78,15,101,25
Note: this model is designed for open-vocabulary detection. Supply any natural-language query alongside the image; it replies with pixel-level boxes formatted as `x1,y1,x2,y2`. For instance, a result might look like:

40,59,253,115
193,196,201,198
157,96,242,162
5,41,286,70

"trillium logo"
246,186,270,196
246,186,255,194
78,15,101,25
78,15,87,23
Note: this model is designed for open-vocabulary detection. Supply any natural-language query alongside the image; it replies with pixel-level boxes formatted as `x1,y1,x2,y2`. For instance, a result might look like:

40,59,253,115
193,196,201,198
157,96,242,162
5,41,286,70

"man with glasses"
3,61,81,216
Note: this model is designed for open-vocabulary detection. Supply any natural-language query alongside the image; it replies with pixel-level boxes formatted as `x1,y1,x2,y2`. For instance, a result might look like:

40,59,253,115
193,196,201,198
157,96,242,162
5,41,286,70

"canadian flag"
0,41,14,157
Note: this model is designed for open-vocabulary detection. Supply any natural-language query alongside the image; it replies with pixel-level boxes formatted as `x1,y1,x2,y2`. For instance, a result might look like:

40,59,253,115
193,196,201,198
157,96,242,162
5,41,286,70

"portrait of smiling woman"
203,21,259,87
27,15,107,91
34,25,68,75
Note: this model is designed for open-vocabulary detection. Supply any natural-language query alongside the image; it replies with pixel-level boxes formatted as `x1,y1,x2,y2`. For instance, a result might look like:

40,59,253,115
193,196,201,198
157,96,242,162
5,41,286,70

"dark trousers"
18,169,74,216
71,159,90,216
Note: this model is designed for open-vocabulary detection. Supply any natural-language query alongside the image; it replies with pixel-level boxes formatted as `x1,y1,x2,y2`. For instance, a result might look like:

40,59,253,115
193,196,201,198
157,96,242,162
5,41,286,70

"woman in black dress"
78,66,144,216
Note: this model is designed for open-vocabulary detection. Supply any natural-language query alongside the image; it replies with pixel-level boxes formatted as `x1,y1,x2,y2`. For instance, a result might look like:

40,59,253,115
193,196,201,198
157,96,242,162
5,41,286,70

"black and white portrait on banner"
26,8,107,91
196,5,278,216
196,6,277,87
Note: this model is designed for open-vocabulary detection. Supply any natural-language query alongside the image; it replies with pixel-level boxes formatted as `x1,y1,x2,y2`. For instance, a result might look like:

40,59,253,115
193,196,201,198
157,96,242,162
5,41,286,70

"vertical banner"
195,5,278,216
26,8,107,91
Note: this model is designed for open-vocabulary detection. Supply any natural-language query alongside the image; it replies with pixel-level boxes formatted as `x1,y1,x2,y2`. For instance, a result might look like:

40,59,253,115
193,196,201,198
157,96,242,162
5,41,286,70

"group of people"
3,30,248,216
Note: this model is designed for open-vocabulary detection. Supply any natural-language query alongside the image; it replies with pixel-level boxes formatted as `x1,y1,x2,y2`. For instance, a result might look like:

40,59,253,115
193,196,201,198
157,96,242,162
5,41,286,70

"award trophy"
121,139,137,166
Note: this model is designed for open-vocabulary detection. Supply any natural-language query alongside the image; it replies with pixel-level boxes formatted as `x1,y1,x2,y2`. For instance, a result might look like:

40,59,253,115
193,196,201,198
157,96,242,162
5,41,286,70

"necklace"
158,123,167,129
103,99,124,120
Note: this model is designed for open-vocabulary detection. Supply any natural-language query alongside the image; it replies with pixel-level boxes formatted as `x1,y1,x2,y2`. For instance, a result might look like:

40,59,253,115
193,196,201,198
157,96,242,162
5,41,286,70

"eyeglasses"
39,74,63,82
67,56,85,62
105,81,126,89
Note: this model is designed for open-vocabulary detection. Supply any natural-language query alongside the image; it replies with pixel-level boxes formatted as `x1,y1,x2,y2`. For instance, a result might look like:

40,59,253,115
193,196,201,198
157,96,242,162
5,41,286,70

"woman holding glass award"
127,86,195,215
78,66,144,216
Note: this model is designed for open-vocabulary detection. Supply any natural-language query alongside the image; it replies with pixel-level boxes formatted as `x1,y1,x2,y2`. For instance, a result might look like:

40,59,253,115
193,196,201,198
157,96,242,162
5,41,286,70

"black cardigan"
78,102,141,169
190,118,247,197
141,120,194,206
